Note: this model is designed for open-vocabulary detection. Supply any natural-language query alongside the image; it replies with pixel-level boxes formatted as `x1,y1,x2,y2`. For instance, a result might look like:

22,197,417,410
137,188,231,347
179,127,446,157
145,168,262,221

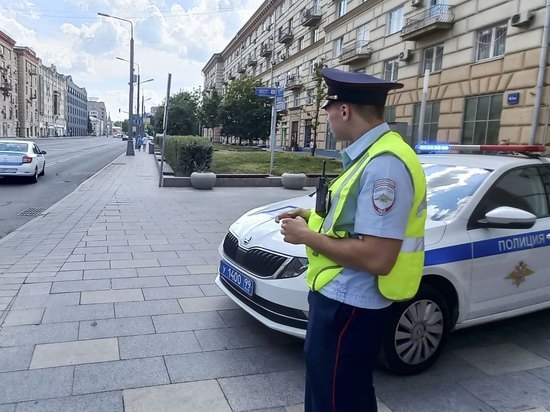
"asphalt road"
0,136,126,239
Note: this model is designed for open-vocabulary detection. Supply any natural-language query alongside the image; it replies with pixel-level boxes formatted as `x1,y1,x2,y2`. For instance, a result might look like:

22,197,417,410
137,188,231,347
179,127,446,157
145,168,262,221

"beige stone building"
203,0,550,153
39,64,67,137
14,46,40,138
0,31,18,138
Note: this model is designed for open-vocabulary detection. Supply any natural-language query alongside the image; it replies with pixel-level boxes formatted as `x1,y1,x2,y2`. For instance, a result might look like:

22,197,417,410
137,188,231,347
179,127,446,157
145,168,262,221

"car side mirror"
41,150,47,154
478,206,536,229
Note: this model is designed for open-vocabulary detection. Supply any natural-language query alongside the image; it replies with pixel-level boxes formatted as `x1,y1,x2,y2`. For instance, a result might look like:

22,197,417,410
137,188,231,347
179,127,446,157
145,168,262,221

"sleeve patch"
372,179,396,215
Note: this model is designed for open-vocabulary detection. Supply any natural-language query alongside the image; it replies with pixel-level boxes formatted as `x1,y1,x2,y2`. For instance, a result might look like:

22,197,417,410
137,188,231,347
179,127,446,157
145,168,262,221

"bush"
164,135,213,176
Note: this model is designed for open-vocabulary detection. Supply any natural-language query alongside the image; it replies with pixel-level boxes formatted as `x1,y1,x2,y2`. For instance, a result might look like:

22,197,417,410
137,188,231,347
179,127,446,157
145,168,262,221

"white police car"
0,139,46,183
216,144,550,375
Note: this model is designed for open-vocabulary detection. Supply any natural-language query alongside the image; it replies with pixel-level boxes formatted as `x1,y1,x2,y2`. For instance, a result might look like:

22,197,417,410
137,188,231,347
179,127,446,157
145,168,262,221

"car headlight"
277,257,308,279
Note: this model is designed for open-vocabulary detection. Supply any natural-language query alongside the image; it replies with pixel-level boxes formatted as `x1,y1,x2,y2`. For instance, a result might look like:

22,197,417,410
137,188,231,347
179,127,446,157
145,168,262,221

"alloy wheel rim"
394,299,444,365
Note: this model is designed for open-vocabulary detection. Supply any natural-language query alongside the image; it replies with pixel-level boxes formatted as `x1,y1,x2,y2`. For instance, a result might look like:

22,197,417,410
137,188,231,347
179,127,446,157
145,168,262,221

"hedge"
162,135,213,176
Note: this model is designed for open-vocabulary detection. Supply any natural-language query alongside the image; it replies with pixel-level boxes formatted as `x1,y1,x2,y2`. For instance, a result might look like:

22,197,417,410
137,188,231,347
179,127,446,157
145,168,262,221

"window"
298,36,306,51
336,0,347,18
462,94,503,145
387,7,404,35
423,44,443,73
307,88,314,105
383,58,399,81
412,101,440,143
384,106,396,123
357,24,370,43
293,92,301,107
476,22,507,61
309,59,316,74
333,37,343,58
311,28,320,44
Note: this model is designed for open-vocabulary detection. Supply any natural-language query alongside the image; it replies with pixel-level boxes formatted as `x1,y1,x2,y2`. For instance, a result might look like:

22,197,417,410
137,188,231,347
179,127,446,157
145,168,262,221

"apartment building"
39,64,67,137
0,31,18,138
14,46,39,138
87,100,108,136
203,0,549,152
65,75,88,137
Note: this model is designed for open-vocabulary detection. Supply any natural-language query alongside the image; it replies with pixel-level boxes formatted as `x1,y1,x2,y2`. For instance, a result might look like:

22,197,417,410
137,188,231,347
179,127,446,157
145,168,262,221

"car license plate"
219,260,255,297
0,168,16,173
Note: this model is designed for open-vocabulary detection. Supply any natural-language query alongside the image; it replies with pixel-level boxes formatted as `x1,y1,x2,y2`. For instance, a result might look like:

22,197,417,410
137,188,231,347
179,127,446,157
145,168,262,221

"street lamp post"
98,12,135,156
142,96,152,137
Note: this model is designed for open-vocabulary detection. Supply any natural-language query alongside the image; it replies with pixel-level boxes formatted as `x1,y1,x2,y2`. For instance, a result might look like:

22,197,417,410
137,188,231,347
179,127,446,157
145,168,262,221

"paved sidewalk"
1,150,550,411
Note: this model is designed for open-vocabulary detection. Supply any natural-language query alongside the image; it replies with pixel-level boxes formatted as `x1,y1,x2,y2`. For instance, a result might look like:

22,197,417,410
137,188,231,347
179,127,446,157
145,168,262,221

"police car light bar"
415,144,546,153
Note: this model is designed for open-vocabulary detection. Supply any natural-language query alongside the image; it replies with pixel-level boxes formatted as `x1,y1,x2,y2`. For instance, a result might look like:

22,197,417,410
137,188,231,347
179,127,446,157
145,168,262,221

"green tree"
309,58,327,156
199,89,222,134
155,91,200,135
219,75,271,145
121,119,129,133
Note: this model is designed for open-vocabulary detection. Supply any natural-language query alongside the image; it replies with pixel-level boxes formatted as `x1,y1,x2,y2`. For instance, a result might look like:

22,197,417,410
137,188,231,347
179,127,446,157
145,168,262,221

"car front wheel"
380,284,451,375
39,162,45,176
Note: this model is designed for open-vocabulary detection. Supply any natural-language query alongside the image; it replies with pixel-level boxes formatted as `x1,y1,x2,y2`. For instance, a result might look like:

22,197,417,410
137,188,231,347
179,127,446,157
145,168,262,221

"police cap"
321,67,404,109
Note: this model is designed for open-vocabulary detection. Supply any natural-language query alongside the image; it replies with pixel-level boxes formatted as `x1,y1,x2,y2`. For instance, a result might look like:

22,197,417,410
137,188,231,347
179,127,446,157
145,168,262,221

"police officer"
275,68,427,412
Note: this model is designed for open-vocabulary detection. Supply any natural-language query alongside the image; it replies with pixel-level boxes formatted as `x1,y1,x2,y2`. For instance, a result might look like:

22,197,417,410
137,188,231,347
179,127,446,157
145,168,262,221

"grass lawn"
211,146,342,176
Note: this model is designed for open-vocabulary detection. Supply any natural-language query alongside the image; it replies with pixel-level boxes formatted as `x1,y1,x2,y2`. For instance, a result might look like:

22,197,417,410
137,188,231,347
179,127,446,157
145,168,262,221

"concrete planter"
281,172,307,190
190,172,217,190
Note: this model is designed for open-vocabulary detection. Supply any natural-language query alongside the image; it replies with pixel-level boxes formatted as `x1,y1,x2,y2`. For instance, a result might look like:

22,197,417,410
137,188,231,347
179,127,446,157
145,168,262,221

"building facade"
39,64,67,137
203,0,550,152
87,100,108,136
14,46,39,138
0,31,18,138
65,75,88,137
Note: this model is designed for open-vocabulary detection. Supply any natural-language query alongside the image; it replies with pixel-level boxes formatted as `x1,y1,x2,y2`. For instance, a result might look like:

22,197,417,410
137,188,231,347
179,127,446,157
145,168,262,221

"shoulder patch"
372,179,396,215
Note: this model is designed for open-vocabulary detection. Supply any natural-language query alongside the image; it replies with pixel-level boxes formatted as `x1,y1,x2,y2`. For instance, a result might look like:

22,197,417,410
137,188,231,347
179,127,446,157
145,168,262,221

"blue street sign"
276,88,284,97
255,87,276,98
133,116,142,126
507,92,519,105
276,100,285,112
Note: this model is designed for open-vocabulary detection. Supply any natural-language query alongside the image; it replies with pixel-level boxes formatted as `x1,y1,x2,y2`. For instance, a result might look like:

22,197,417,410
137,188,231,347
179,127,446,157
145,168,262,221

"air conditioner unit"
511,10,534,27
399,49,413,62
411,0,423,7
279,52,287,61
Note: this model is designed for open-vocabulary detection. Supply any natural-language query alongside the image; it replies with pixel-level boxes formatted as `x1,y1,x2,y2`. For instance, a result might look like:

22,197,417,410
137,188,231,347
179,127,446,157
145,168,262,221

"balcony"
401,4,455,41
285,75,302,90
247,55,258,67
259,43,273,57
278,27,294,44
338,41,373,65
237,64,246,73
301,6,322,27
228,72,236,80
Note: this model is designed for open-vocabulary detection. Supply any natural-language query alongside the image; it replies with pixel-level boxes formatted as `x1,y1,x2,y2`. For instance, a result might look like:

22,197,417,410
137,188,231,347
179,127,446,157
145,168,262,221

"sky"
0,0,263,121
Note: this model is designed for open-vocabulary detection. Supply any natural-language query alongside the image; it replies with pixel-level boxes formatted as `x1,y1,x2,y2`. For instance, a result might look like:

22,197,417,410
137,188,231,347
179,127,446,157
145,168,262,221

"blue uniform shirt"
320,123,414,309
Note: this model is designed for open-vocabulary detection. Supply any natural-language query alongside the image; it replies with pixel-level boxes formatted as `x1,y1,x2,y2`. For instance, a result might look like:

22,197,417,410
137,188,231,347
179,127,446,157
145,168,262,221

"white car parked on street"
216,144,550,375
0,140,46,183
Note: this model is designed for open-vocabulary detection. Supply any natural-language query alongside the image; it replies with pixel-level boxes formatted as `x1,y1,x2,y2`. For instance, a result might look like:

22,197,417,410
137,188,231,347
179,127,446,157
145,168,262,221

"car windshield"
0,142,29,152
424,163,491,221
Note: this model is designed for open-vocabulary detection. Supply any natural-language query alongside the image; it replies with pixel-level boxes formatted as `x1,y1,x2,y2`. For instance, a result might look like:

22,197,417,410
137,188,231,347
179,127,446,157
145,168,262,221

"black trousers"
304,291,392,412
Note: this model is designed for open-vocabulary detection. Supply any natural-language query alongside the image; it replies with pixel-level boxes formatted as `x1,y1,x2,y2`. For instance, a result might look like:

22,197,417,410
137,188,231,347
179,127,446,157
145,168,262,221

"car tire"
380,284,451,375
39,162,45,176
30,167,39,183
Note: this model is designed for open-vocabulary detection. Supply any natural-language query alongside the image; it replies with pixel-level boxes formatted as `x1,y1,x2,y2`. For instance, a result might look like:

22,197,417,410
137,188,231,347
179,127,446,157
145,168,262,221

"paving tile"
217,309,259,328
0,366,73,403
110,259,160,269
81,289,144,304
178,296,238,312
199,283,225,296
11,293,80,310
73,246,109,254
108,245,152,253
50,279,111,293
42,303,114,323
15,392,123,412
123,380,231,412
79,316,155,339
453,343,550,375
0,322,78,346
25,270,84,283
72,357,170,395
166,274,216,286
165,346,304,382
60,261,110,271
219,369,305,411
0,346,34,372
0,405,15,412
114,299,181,318
187,264,218,274
2,308,43,326
157,257,207,267
30,338,119,369
17,283,52,296
459,371,550,412
143,285,203,300
152,312,226,333
119,331,201,359
83,268,137,279
111,277,168,289
194,325,294,351
137,266,190,277
85,252,133,261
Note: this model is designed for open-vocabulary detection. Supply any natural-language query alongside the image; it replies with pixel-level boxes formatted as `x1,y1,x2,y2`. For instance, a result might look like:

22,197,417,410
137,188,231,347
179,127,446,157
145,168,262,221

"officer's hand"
280,216,309,244
275,208,310,223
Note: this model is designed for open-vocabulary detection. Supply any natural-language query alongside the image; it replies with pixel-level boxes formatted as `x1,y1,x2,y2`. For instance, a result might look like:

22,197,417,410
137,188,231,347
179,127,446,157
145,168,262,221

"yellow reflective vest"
306,131,427,301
